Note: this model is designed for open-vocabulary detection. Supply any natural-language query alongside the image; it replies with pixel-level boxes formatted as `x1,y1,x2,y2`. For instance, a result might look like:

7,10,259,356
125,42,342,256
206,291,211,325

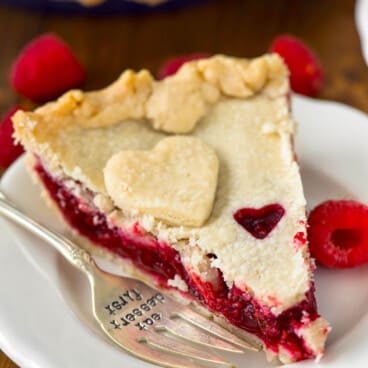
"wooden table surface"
0,0,367,366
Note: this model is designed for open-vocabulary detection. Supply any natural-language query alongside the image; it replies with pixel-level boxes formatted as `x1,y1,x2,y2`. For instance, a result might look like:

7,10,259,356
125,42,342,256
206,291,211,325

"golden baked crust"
13,54,289,195
13,54,288,136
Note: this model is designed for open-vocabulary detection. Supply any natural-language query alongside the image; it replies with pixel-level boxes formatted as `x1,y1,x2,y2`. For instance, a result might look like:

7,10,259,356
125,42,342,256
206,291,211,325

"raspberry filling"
35,162,319,361
234,204,285,239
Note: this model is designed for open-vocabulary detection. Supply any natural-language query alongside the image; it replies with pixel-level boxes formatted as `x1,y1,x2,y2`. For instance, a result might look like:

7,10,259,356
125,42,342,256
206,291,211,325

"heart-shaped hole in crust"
104,136,219,227
234,204,285,239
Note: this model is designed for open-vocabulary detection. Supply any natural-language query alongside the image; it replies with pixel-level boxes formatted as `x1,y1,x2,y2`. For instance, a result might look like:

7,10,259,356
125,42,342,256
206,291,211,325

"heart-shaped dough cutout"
104,136,219,227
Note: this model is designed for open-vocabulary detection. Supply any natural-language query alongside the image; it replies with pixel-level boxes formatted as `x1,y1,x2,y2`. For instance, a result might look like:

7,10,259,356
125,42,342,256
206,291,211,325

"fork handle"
0,190,97,276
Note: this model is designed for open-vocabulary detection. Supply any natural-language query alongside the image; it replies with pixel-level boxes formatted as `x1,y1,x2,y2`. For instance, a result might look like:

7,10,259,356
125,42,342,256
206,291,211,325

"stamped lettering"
110,319,122,329
106,290,166,331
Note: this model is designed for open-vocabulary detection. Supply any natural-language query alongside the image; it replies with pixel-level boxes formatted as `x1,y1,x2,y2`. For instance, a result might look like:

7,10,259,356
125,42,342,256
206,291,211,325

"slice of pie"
13,54,330,364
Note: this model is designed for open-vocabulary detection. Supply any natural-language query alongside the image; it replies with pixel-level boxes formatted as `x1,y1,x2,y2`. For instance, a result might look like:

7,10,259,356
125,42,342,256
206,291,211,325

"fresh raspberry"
308,200,368,268
157,53,211,80
0,107,24,169
269,35,324,97
10,33,86,102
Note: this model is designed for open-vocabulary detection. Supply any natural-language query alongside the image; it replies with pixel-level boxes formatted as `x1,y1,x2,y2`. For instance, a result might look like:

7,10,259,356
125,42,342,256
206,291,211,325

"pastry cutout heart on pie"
104,136,219,227
13,54,330,364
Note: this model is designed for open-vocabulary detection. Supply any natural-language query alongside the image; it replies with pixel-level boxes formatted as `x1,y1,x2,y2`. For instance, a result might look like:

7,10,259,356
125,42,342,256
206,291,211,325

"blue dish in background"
0,0,210,14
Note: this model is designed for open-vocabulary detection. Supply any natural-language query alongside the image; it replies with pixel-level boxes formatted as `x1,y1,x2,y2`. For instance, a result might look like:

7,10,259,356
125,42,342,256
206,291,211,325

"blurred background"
1,0,368,114
0,0,367,366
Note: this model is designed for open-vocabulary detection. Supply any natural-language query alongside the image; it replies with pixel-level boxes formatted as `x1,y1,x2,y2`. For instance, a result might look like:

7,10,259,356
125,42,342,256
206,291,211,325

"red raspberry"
10,33,86,102
0,107,24,169
308,200,368,268
269,35,324,97
157,53,211,80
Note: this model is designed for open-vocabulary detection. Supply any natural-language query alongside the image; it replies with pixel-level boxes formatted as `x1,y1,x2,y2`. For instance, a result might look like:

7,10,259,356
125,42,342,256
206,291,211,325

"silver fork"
0,190,260,368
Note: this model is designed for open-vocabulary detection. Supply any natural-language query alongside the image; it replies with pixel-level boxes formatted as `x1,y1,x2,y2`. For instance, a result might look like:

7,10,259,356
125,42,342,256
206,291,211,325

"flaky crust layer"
13,54,288,138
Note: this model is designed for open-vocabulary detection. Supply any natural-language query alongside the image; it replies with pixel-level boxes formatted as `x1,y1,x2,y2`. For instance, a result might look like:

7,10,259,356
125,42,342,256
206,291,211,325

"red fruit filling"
293,231,307,251
234,204,285,239
35,161,319,360
308,200,368,268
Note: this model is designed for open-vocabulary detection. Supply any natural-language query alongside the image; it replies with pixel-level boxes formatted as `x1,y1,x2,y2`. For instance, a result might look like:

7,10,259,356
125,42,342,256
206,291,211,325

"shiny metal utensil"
0,190,260,368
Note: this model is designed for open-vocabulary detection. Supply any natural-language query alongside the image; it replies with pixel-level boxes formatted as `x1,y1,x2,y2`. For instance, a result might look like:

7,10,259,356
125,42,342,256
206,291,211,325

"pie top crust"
13,54,311,314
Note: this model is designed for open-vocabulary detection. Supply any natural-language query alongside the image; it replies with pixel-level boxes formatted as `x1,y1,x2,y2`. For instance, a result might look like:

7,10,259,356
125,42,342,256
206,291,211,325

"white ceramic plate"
1,95,368,368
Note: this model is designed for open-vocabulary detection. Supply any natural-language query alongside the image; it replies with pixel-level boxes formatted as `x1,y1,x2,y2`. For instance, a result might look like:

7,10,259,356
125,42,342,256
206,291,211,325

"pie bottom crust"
25,154,329,364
